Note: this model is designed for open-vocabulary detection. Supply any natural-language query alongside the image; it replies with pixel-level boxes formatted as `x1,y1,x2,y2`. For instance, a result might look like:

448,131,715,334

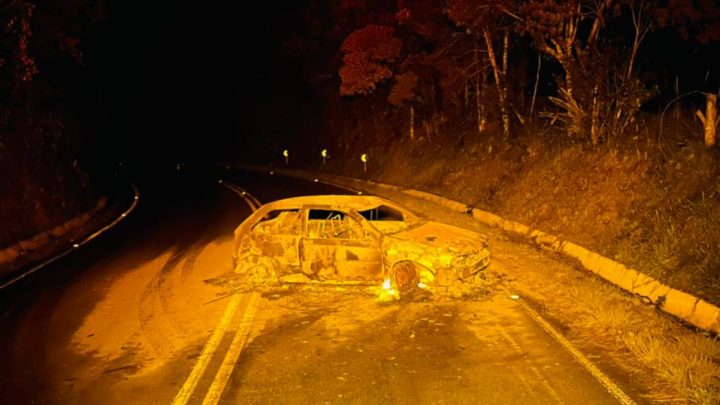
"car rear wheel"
235,255,278,284
391,261,419,295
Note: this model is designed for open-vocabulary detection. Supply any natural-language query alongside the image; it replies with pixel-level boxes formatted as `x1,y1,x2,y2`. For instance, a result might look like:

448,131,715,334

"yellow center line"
238,185,262,209
201,292,261,405
222,183,262,211
172,293,243,405
173,181,263,405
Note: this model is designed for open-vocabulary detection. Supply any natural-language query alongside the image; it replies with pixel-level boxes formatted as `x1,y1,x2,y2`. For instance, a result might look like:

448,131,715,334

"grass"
625,330,720,404
509,247,720,404
528,263,720,403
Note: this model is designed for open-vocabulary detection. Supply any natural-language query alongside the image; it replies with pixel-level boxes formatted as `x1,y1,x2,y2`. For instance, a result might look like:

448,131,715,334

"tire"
235,256,278,284
391,261,419,295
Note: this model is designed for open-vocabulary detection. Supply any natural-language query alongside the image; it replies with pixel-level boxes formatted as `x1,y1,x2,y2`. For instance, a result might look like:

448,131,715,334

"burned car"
232,195,490,294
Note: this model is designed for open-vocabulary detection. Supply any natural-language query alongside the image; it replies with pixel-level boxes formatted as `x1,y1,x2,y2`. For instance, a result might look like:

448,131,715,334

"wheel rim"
393,262,418,294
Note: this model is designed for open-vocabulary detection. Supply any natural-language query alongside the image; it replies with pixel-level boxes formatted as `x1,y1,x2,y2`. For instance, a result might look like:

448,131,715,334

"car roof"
262,195,399,212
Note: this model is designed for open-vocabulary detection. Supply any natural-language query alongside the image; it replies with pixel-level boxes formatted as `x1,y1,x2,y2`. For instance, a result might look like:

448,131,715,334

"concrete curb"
0,197,108,266
250,166,720,334
0,183,140,290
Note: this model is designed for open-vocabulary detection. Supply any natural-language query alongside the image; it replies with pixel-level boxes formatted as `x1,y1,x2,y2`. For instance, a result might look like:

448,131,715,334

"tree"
517,0,656,144
656,0,720,45
446,0,515,139
339,25,402,95
655,0,720,148
387,71,418,141
1,0,38,98
0,0,105,246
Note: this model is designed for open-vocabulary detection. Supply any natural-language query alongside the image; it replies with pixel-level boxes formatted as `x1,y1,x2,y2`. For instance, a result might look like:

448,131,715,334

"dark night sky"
81,0,307,165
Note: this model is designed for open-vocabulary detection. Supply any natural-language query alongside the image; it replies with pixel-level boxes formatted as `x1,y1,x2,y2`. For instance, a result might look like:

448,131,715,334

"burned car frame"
232,195,490,294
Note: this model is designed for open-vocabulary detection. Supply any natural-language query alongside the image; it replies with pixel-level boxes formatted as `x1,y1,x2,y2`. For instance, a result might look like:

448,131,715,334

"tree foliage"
656,0,720,43
291,0,720,144
387,71,418,106
339,24,402,95
1,0,102,102
1,1,39,91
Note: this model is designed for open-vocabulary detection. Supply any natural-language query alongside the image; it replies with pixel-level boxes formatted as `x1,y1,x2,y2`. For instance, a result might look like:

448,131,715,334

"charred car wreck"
232,195,491,294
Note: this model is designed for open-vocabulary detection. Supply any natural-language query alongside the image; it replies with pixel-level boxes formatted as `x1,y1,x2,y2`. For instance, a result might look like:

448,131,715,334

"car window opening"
359,205,404,222
307,209,362,239
252,209,301,234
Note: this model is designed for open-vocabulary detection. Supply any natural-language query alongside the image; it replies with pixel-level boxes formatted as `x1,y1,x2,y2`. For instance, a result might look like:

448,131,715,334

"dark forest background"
2,1,719,168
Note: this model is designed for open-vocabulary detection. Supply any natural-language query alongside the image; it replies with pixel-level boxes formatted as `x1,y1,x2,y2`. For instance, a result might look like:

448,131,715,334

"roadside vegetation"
318,119,720,307
0,1,101,247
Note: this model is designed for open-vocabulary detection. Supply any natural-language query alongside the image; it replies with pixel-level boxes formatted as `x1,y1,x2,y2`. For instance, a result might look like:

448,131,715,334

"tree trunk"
423,120,432,143
704,93,717,148
409,105,415,142
674,77,680,123
591,84,600,146
476,75,486,134
561,58,575,100
627,0,650,80
529,53,541,120
474,40,485,135
483,29,510,139
627,38,639,81
501,29,510,134
502,29,508,78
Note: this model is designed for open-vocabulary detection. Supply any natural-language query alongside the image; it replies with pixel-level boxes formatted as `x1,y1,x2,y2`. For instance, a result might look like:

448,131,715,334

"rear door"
299,208,382,282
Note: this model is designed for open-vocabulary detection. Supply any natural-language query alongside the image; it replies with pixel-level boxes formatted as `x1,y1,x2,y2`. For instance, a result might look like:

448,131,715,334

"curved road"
0,167,633,404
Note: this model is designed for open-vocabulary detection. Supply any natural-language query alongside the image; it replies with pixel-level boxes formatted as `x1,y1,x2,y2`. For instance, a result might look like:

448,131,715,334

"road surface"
0,166,637,404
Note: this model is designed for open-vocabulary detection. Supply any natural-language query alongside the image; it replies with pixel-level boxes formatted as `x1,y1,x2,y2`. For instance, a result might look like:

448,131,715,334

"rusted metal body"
232,195,490,293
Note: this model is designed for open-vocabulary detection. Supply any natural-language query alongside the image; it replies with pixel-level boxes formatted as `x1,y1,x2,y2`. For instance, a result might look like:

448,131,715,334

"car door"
243,208,303,273
299,208,383,282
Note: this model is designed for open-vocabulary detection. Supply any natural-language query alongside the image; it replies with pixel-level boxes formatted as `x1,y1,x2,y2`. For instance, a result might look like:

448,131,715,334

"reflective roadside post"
361,153,368,173
283,149,289,165
321,149,328,166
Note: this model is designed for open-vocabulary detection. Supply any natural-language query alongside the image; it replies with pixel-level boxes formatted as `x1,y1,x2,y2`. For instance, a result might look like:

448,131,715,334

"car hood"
388,221,486,252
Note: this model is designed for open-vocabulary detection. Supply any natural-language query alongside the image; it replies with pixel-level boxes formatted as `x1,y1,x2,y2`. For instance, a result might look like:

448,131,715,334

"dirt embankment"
315,130,720,306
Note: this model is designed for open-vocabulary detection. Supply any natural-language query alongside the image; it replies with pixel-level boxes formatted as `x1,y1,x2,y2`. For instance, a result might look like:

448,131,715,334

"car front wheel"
391,261,419,295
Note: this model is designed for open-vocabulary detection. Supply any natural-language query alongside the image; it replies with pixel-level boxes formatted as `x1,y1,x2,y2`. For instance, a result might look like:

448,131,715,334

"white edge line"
0,182,140,291
517,298,637,405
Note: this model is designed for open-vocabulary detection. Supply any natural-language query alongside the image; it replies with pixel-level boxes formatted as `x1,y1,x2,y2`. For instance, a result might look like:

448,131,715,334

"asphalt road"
0,166,632,404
